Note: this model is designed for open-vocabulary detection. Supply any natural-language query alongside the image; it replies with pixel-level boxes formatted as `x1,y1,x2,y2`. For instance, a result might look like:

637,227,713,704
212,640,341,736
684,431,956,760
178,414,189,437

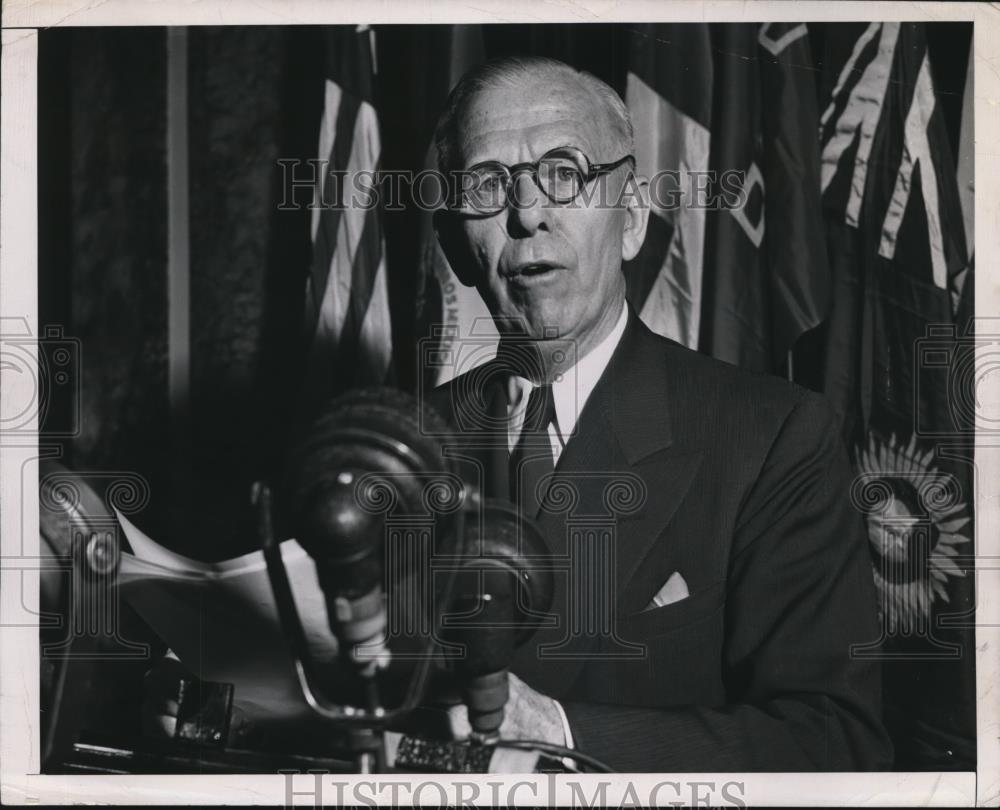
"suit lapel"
513,314,704,695
554,312,698,602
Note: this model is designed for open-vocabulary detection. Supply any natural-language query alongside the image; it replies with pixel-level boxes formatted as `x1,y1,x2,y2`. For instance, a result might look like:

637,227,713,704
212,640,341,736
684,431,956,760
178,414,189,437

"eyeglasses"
452,146,635,215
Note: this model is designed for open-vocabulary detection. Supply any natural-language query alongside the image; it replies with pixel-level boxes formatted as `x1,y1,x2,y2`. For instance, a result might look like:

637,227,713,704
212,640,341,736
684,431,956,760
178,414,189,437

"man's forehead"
457,78,613,163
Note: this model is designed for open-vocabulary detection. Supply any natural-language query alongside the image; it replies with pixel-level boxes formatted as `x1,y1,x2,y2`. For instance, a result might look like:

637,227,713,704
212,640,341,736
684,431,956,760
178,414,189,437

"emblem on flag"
855,432,971,632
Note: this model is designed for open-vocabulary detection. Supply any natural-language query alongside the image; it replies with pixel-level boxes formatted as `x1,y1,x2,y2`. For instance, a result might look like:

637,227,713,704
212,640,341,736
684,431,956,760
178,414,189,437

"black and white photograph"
1,1,996,805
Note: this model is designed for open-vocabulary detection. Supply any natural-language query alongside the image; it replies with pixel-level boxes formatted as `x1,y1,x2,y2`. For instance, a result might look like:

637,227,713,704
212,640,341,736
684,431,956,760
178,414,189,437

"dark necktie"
508,381,556,517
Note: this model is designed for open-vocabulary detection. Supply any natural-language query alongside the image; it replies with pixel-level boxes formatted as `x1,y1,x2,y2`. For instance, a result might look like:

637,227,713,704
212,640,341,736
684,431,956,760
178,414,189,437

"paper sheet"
116,512,339,724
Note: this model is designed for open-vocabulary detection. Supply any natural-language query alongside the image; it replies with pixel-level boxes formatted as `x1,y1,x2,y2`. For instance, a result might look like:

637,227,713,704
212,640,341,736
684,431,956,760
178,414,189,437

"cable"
492,739,614,773
537,752,582,774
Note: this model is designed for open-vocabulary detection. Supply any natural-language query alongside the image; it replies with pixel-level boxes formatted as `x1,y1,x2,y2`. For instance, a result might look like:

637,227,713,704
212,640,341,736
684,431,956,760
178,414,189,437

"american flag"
304,25,393,402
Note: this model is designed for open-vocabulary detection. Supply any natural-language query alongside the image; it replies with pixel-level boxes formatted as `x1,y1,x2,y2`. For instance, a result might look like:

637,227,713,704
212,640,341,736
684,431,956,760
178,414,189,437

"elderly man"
427,55,892,771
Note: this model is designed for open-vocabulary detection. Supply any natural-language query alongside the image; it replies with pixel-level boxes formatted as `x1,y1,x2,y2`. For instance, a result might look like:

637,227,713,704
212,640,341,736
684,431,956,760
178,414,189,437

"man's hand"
446,672,567,744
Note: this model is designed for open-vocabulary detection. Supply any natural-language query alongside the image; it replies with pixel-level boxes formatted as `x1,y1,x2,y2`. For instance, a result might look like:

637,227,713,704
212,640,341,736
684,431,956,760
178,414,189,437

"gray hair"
433,55,634,175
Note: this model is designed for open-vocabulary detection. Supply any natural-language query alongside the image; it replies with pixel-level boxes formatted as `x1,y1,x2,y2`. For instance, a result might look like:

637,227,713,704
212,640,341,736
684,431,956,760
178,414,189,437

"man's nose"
505,172,548,235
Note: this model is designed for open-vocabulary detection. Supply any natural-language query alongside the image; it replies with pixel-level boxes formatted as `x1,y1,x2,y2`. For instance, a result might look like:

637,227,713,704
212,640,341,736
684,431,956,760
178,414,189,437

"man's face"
446,76,640,353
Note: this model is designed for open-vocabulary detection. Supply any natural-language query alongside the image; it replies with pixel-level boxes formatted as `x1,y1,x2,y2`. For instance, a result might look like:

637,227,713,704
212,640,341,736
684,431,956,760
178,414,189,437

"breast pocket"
586,582,727,707
615,582,725,644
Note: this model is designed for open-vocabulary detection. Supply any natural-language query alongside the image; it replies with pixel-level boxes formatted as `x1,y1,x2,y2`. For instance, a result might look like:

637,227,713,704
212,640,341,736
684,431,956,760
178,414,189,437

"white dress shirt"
505,300,629,461
503,300,628,751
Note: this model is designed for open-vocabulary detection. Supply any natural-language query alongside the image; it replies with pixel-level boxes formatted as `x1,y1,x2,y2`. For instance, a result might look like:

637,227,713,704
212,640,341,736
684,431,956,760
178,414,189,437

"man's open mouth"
507,262,561,278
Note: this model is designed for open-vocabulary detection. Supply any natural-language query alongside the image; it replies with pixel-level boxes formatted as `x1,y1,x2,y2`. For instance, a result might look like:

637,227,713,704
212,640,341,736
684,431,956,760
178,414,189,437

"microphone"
444,497,553,739
286,387,458,678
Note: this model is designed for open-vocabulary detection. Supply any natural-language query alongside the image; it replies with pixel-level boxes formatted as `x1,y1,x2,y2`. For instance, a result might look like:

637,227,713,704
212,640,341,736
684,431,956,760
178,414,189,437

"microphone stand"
255,480,466,773
255,482,389,773
447,567,518,747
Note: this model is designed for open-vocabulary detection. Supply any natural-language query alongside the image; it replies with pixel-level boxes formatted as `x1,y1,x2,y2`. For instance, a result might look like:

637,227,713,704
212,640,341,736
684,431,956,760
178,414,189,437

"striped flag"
304,25,393,406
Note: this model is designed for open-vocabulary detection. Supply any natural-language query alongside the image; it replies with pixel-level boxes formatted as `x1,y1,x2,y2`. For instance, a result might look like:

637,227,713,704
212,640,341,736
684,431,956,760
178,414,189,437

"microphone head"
298,470,377,548
287,387,457,594
444,497,554,674
460,497,553,636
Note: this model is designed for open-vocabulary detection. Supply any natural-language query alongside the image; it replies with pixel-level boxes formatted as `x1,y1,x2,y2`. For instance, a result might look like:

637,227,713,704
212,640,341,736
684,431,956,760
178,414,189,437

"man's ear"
620,175,651,263
433,209,477,288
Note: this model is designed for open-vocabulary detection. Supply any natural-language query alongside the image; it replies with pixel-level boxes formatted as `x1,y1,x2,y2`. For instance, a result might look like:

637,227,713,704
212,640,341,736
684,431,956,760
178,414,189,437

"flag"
624,23,713,350
698,24,769,369
699,23,829,372
413,26,497,387
816,21,974,770
625,24,829,372
303,25,393,408
757,23,831,368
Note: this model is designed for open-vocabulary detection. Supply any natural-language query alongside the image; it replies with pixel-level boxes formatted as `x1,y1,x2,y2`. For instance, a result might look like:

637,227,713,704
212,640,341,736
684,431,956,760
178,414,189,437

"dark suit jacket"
428,312,893,771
